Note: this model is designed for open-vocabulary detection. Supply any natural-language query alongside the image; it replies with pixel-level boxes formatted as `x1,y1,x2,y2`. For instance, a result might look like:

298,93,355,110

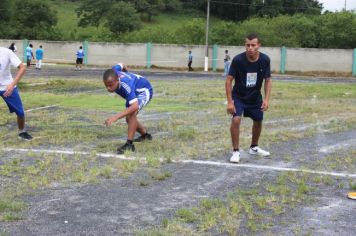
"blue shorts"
126,87,153,112
0,87,25,118
232,97,263,121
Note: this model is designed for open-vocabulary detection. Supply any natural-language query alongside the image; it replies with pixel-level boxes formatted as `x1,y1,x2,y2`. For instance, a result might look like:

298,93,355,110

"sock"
250,144,258,149
127,140,133,144
233,148,239,152
19,129,26,134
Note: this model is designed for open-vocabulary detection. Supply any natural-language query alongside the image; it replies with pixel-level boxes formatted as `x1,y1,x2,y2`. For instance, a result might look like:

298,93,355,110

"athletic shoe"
134,133,152,142
249,146,270,157
229,151,240,163
117,142,135,154
18,132,33,141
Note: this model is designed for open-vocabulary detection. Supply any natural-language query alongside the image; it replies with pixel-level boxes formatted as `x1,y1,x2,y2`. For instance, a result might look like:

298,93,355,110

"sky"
318,0,356,12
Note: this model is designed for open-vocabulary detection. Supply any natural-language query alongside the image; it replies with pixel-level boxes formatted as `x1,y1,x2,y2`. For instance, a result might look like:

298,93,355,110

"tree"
106,2,142,35
131,0,165,21
0,0,15,38
12,0,60,39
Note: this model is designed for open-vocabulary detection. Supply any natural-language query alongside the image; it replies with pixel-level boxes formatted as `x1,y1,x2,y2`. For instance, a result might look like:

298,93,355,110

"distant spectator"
9,43,17,53
35,45,44,70
26,44,34,67
223,49,231,76
188,50,193,71
76,46,85,70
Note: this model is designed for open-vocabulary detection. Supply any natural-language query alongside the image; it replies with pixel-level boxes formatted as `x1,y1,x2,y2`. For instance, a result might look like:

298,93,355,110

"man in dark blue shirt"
225,33,272,163
103,68,153,154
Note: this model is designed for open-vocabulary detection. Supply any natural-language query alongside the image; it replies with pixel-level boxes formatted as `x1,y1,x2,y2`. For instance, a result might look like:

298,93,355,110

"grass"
1,75,355,227
137,171,316,235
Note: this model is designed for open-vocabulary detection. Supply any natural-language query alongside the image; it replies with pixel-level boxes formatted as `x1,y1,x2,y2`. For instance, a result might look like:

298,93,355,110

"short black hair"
103,69,118,82
80,46,83,49
246,33,260,43
29,44,33,47
225,50,228,53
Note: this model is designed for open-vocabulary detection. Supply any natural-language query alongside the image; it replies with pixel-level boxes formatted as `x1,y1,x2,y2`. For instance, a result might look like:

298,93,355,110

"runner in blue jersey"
226,33,272,163
75,46,85,70
103,68,153,154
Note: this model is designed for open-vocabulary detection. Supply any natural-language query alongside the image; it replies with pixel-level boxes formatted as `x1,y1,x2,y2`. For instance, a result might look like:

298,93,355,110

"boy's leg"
17,116,25,130
126,113,139,141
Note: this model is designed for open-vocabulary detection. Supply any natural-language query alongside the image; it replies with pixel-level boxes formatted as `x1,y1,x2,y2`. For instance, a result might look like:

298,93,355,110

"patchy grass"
137,171,316,235
1,77,356,225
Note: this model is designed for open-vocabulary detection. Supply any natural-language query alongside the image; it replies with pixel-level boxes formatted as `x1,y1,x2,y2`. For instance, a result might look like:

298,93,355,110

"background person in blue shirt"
103,68,153,154
226,33,272,163
35,45,44,70
75,46,85,70
25,44,34,67
188,50,193,71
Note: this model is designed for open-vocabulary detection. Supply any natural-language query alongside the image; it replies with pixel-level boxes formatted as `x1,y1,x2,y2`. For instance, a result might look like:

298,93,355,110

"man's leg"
231,116,241,150
126,113,138,141
251,120,262,146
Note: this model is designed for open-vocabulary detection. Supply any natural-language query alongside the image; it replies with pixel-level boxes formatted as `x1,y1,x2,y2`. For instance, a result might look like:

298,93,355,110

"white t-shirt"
0,47,22,91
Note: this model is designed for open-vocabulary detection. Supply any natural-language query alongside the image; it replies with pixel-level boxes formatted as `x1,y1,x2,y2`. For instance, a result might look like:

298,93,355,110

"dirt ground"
1,66,356,235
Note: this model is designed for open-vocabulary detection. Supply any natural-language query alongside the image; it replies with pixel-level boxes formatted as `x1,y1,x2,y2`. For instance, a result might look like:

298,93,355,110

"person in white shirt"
0,47,32,140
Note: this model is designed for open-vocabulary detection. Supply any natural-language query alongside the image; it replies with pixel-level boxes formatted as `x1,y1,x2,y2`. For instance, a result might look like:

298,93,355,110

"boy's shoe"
18,132,33,141
134,133,152,142
249,146,270,157
229,151,240,163
117,142,135,154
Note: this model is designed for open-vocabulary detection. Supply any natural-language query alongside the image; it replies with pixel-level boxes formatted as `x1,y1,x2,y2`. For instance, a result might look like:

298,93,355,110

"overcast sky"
318,0,356,11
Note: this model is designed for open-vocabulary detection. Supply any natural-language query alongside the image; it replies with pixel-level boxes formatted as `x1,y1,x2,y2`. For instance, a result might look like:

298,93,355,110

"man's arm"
225,75,235,114
104,101,139,126
3,63,26,97
261,78,272,111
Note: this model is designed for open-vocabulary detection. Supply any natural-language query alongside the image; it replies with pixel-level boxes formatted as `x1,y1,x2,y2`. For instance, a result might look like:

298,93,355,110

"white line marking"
178,160,356,178
3,148,356,178
2,148,141,161
319,139,356,153
26,105,59,112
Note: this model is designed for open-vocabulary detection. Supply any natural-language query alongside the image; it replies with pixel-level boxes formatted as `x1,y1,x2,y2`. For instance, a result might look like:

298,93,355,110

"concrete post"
212,44,218,72
23,39,28,63
146,42,152,69
83,40,89,65
280,46,286,74
352,49,356,77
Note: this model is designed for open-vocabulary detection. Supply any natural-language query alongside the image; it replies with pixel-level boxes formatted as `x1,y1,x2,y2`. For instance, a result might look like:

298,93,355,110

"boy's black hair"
103,69,118,81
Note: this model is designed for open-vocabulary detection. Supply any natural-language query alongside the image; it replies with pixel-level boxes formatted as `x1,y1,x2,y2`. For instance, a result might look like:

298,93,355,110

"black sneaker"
117,142,135,154
134,133,152,142
18,132,33,141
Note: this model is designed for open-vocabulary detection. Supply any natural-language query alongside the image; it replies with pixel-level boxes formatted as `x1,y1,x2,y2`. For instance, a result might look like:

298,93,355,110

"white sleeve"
9,50,22,68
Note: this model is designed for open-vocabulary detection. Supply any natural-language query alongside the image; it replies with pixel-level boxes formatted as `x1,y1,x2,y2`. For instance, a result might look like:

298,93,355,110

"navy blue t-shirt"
229,52,271,104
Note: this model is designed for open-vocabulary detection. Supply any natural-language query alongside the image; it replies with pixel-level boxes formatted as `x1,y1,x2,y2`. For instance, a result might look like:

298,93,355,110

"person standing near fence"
0,47,33,140
35,45,44,70
188,50,193,71
223,49,231,76
226,33,272,163
75,46,85,70
25,44,34,67
9,43,17,53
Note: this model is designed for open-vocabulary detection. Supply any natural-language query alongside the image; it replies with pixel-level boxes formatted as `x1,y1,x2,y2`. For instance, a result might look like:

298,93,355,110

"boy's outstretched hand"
104,116,117,126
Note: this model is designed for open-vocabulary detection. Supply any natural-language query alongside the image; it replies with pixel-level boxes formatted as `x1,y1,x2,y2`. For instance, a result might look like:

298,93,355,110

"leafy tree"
106,2,142,35
0,0,15,38
12,0,60,39
131,0,165,21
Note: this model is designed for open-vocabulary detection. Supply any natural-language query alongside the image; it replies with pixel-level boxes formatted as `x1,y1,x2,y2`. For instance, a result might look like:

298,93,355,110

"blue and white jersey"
112,63,124,73
114,72,152,106
76,49,84,59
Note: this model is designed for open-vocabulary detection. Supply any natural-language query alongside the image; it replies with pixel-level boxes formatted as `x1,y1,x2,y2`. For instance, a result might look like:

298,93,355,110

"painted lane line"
3,148,356,178
178,160,356,178
26,105,59,112
2,148,141,161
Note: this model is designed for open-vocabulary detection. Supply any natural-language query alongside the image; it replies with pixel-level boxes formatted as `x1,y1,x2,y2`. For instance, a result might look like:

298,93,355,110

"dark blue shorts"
0,87,25,118
232,97,263,121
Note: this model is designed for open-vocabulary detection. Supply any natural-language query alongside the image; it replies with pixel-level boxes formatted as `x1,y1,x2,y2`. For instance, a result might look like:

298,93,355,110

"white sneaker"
230,151,240,163
249,146,270,157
